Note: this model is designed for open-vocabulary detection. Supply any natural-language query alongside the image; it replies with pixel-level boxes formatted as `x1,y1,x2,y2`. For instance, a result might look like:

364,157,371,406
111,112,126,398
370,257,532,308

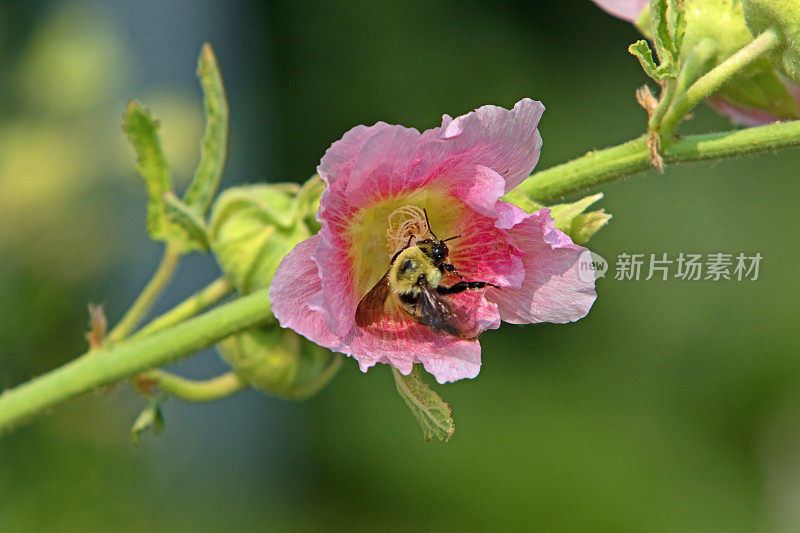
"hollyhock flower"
268,99,597,384
591,0,800,125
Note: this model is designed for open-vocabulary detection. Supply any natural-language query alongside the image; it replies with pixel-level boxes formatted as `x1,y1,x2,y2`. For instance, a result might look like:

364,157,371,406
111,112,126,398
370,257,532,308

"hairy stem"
133,277,233,339
142,369,247,402
107,243,182,343
659,28,782,136
0,289,272,433
519,119,800,202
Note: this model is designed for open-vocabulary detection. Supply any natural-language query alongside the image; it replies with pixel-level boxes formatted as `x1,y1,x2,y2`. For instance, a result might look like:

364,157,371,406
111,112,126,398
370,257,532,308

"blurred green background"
2,1,800,531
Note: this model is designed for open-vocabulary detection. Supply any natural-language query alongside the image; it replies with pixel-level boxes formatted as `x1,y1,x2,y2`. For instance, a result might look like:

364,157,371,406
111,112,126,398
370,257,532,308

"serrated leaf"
670,0,687,51
651,0,679,78
164,192,211,251
123,102,180,242
131,396,165,445
392,366,454,443
629,40,662,80
183,43,229,215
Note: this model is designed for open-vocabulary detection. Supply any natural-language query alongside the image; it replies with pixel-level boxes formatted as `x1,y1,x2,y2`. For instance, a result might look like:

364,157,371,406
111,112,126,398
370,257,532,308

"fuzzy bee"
355,210,498,338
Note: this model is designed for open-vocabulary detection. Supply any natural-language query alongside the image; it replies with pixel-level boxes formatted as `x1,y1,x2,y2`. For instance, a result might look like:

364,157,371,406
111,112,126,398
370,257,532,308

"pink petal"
708,97,783,127
269,234,488,384
269,235,341,348
590,0,649,22
439,99,545,192
316,99,545,207
708,77,800,126
488,209,597,324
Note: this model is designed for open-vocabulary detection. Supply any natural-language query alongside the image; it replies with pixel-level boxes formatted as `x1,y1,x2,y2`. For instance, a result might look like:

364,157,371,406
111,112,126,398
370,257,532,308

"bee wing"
415,279,462,336
355,272,392,327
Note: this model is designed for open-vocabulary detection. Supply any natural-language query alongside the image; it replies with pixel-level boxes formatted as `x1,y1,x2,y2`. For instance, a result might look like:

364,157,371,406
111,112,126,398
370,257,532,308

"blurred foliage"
2,1,800,532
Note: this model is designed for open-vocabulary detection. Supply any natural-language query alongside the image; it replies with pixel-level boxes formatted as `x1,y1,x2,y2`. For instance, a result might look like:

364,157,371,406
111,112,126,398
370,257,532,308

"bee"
355,210,498,338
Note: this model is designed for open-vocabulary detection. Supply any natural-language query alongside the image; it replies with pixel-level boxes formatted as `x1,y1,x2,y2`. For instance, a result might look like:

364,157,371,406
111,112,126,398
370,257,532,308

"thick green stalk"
0,289,272,433
520,119,800,202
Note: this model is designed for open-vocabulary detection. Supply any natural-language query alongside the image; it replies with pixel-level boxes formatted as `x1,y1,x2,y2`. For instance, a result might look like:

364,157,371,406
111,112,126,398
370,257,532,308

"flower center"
385,205,432,253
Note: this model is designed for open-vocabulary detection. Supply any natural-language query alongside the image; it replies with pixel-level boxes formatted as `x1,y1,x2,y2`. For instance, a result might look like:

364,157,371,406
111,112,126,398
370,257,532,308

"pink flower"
268,99,597,384
590,0,649,22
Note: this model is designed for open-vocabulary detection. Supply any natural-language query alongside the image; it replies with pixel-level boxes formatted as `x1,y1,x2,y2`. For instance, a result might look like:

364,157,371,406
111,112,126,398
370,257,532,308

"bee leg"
437,280,500,294
439,262,463,279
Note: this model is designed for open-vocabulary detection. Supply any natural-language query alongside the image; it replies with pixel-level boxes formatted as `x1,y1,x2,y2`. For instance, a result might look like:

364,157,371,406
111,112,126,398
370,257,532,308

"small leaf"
392,366,454,443
650,0,679,78
182,43,229,215
629,40,661,80
164,192,211,251
547,193,605,231
571,210,613,245
123,101,179,242
501,189,545,213
131,396,166,445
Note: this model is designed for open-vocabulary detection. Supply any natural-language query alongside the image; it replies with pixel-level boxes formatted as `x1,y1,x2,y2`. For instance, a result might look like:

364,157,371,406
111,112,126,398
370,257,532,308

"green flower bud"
685,0,799,120
217,325,341,399
208,176,322,294
743,0,800,83
635,0,799,121
210,176,335,399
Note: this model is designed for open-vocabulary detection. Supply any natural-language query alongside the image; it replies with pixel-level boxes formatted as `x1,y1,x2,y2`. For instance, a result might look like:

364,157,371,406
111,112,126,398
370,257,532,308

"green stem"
143,369,247,402
107,242,182,343
132,277,233,339
0,289,272,433
649,78,676,132
659,28,782,136
519,119,800,202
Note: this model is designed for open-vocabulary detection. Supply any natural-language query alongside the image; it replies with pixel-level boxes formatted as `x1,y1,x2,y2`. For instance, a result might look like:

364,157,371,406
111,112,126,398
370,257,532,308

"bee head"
430,240,449,262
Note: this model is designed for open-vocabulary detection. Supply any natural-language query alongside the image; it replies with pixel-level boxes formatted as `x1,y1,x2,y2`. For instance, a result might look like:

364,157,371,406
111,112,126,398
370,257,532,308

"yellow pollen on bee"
385,205,431,253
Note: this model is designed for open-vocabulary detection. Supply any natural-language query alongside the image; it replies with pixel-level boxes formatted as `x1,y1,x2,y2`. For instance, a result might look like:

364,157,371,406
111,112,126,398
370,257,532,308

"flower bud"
743,0,800,83
598,0,800,124
218,325,341,399
208,177,321,294
681,0,799,122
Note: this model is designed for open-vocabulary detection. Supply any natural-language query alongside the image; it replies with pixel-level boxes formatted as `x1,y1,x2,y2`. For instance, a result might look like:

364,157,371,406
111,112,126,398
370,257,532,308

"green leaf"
392,366,454,443
629,40,661,80
670,0,687,52
182,43,229,215
547,193,604,231
123,101,179,243
501,189,545,213
131,396,166,445
570,210,613,245
650,0,680,78
502,191,610,244
163,192,211,251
